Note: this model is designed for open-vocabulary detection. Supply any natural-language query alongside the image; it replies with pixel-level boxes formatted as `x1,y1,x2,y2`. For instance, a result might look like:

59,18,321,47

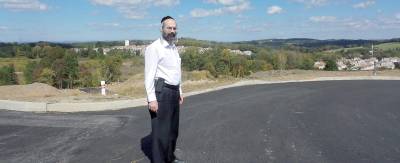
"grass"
326,42,400,53
326,46,365,53
0,57,37,72
0,57,38,84
107,70,239,98
376,42,400,51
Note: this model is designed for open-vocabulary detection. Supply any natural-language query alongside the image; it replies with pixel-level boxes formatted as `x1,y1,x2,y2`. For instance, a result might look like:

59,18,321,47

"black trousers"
149,86,180,163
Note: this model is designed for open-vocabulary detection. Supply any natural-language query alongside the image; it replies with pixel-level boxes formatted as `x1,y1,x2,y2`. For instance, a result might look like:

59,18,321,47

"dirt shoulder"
1,70,400,103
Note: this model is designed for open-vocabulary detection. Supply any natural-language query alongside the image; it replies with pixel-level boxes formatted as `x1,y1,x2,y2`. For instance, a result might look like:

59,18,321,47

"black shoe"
172,158,185,163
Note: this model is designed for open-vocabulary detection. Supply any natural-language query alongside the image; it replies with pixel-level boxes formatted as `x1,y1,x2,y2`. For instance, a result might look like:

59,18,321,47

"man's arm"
179,85,184,105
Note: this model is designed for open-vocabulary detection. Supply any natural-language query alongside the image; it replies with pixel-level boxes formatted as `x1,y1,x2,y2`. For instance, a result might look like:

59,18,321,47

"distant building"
198,47,212,54
336,60,347,70
333,57,400,71
125,40,130,46
336,57,378,71
378,58,395,69
228,49,253,56
314,61,326,69
243,51,253,56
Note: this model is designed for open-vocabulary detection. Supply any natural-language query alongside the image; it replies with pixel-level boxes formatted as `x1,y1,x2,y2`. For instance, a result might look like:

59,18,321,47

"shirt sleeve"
179,84,183,95
144,46,158,102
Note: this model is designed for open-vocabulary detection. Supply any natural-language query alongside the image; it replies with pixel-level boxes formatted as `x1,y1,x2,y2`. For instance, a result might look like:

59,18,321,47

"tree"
101,55,122,83
212,48,231,76
248,60,272,72
0,64,18,85
301,54,315,70
204,62,216,77
88,48,99,59
271,52,287,71
324,59,338,71
78,63,97,87
38,68,55,85
231,55,249,78
254,49,271,61
53,59,66,88
24,61,39,84
40,46,65,68
63,52,79,88
181,47,200,71
30,46,42,59
286,52,299,69
0,43,16,58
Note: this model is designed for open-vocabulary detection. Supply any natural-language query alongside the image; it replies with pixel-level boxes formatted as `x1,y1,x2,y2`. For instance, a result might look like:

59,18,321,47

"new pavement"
1,80,400,163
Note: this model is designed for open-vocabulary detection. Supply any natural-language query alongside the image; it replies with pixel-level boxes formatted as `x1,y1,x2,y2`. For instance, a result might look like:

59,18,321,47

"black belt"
164,83,179,91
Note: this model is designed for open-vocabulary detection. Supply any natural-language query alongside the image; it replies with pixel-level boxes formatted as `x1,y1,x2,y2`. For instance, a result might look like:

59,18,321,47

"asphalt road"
1,80,400,163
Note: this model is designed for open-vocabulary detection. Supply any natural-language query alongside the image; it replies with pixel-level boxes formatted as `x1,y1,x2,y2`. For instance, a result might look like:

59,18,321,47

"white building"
125,40,130,46
228,49,253,56
314,61,326,70
336,60,347,70
334,57,400,70
377,58,395,69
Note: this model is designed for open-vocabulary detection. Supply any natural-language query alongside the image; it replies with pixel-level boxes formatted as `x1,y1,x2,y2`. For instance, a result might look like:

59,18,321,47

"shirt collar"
160,37,175,48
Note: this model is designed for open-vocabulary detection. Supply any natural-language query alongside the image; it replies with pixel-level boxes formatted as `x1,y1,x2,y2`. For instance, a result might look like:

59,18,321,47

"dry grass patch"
107,73,146,98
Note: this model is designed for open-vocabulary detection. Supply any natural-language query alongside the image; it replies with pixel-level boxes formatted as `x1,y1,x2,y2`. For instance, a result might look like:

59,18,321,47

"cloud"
236,24,268,33
191,0,250,17
0,0,48,11
396,13,400,20
309,15,399,31
87,22,162,31
267,6,283,15
290,0,329,7
205,0,244,6
353,0,375,9
0,26,8,31
190,8,222,17
310,16,337,22
90,0,180,19
88,22,120,27
344,19,376,29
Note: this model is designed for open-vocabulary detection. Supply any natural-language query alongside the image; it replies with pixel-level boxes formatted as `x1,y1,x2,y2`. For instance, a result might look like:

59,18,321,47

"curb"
1,76,400,112
0,99,147,113
0,100,47,112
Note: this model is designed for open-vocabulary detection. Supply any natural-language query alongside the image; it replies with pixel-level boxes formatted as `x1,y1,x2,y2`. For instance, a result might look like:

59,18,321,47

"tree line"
181,47,315,78
0,44,128,87
8,41,399,87
1,44,319,86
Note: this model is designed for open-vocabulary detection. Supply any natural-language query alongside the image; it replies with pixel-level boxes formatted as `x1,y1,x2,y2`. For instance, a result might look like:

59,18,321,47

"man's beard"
163,32,177,43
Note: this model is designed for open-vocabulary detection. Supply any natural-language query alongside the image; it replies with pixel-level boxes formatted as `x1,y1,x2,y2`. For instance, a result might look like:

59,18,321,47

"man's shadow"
140,133,152,161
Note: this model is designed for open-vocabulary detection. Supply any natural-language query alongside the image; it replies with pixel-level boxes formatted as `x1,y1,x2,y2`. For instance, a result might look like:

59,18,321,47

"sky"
0,0,400,42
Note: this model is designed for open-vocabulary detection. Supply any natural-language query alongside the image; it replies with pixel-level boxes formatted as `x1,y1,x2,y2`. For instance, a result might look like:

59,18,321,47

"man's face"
161,19,177,43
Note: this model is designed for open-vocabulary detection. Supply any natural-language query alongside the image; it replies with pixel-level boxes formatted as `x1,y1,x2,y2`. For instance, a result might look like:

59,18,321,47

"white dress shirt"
145,38,182,102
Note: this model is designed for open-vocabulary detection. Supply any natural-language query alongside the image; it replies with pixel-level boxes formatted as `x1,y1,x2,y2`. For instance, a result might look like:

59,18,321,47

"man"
144,16,184,163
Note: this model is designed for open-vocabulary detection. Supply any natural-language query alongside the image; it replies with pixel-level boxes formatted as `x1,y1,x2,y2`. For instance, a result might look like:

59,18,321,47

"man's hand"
179,96,184,105
149,101,158,112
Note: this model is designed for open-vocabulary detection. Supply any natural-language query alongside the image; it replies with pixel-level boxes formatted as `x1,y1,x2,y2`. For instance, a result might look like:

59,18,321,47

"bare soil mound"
0,82,61,99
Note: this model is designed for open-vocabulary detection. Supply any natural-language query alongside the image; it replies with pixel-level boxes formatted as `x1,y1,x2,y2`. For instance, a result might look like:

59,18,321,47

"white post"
372,44,376,76
101,81,106,96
